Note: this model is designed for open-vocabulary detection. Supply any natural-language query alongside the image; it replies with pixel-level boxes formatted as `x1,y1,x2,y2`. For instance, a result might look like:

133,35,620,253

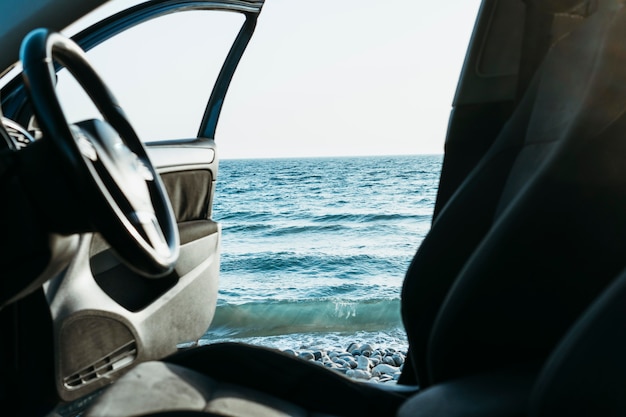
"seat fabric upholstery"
529,267,626,416
400,64,539,388
84,361,335,417
164,342,407,417
427,3,626,384
397,363,538,417
400,0,610,388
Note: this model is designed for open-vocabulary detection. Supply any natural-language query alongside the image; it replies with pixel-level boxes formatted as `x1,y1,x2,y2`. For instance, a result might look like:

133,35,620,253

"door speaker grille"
63,340,137,389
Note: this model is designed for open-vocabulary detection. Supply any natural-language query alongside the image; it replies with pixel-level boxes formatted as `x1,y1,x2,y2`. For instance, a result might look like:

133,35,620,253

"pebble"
371,364,399,378
357,355,370,370
281,342,407,384
346,369,372,380
383,356,396,366
392,353,405,367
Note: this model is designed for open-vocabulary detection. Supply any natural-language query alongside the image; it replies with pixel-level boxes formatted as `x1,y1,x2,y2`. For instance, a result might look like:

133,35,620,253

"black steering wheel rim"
20,28,179,278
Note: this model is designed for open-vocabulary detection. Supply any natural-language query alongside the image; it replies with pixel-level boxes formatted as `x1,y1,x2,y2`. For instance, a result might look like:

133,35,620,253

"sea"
197,154,442,353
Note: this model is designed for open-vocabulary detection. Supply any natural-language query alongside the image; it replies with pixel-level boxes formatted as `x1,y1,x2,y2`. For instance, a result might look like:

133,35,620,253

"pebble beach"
281,342,406,384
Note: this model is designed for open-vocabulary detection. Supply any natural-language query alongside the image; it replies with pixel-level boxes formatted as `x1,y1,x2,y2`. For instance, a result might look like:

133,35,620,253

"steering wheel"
19,28,179,278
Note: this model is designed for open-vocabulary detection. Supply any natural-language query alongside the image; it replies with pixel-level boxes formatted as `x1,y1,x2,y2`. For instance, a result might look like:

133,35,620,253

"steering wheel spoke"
130,210,172,259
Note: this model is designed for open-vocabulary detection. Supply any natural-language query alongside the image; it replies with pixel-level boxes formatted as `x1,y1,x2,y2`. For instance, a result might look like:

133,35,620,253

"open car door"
0,0,264,405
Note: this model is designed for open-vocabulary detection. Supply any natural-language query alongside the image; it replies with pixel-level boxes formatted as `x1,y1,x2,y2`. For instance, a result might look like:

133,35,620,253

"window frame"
0,0,264,142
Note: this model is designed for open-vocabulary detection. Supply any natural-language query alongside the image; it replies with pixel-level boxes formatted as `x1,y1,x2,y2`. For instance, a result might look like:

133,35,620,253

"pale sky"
216,0,482,159
57,0,483,160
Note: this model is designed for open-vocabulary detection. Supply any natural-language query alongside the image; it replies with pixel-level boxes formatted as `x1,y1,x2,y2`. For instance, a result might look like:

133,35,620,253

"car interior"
2,0,626,416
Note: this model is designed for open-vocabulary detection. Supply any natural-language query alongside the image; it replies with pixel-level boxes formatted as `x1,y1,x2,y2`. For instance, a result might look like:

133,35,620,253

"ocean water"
198,154,442,352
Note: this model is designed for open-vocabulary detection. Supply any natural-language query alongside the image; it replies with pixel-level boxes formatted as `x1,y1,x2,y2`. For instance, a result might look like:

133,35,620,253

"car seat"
425,0,626,385
400,0,595,388
397,266,626,417
528,267,626,416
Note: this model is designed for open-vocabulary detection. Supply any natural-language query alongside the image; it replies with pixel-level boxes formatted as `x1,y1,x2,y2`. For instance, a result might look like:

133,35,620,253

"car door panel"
43,135,222,401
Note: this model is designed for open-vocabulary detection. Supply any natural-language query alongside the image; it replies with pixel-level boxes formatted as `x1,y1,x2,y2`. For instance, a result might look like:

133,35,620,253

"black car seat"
400,0,592,388
529,267,626,416
424,0,626,385
394,2,626,414
396,268,626,417
84,1,626,417
399,55,538,388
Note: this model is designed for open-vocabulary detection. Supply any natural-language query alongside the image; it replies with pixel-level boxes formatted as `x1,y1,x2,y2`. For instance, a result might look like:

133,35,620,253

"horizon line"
220,152,444,161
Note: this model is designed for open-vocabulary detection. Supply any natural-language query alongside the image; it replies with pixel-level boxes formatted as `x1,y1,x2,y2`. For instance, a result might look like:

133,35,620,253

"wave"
217,214,429,239
217,282,402,304
216,211,430,225
219,252,405,276
224,223,348,236
311,212,429,224
203,298,403,339
216,211,272,221
262,223,347,236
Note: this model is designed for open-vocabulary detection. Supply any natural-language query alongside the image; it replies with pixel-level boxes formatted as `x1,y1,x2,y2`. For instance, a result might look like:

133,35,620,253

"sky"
57,0,483,160
215,0,482,159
